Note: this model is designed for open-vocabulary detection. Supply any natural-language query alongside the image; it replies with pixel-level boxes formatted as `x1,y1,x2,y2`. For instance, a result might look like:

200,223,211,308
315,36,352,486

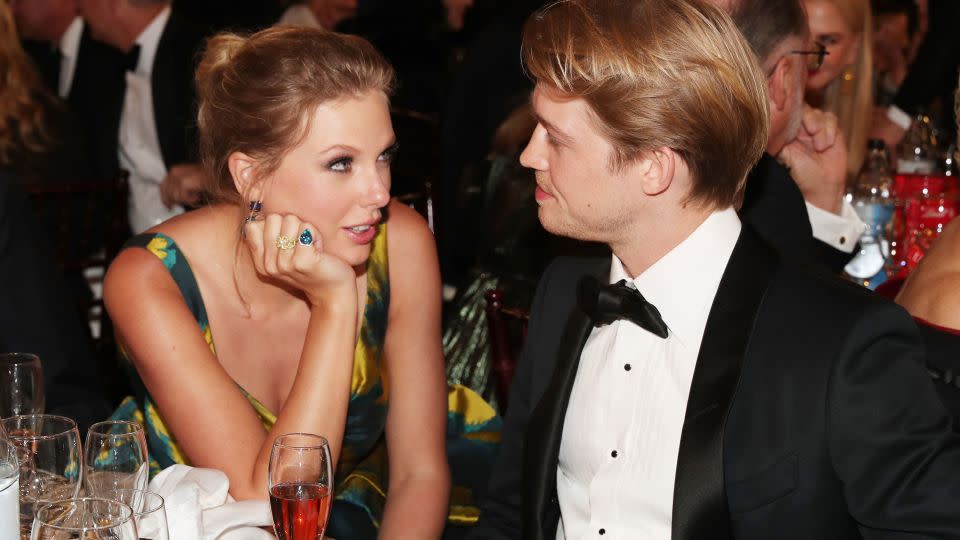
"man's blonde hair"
522,0,770,208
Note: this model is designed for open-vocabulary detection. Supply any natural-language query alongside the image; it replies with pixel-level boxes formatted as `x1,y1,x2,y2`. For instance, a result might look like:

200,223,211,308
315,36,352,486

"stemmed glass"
103,489,168,540
0,353,45,418
0,415,82,538
31,497,137,539
83,421,148,498
268,433,333,540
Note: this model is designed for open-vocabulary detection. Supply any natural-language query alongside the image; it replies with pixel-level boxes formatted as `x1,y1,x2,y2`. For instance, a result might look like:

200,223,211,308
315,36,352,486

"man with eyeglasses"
725,0,866,273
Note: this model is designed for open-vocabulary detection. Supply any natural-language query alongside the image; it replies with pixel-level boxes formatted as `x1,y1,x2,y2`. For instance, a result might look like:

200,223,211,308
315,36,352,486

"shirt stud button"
599,529,606,535
839,236,847,245
624,364,632,371
611,450,618,458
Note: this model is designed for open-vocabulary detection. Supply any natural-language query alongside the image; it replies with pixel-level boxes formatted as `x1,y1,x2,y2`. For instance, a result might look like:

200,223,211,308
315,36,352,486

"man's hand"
160,164,208,208
778,105,847,215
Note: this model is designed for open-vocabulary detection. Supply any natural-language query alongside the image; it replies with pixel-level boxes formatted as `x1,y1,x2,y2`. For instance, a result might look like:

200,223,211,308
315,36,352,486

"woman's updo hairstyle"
196,26,395,204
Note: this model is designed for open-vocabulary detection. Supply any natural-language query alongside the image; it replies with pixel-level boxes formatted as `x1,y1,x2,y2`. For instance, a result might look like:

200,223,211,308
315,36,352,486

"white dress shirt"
57,17,84,98
806,199,865,253
556,208,742,540
119,5,184,233
277,5,323,28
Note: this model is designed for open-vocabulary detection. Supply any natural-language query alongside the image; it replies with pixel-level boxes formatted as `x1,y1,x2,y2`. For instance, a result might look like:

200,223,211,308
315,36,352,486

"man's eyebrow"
532,112,575,145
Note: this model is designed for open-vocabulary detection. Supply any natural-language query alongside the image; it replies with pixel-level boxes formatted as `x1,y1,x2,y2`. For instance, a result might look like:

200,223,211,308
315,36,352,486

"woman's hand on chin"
243,212,357,309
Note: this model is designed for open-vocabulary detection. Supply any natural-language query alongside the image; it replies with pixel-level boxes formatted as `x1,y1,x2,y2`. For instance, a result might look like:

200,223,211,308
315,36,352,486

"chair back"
26,171,131,400
390,108,440,236
484,288,529,413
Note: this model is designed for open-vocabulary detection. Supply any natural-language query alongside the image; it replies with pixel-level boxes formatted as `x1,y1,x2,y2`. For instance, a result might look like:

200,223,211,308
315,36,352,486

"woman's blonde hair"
195,26,395,206
522,0,769,209
817,0,873,181
0,1,53,167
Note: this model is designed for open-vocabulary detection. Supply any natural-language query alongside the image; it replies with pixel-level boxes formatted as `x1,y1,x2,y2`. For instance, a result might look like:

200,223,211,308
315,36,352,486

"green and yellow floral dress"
111,223,500,538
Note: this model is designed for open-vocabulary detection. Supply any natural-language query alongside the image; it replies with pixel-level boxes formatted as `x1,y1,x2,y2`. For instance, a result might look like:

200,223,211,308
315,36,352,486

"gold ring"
275,235,296,250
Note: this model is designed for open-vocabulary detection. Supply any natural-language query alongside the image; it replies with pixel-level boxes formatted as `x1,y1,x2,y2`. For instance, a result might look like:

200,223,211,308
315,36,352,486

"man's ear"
638,147,676,197
228,152,261,202
767,56,791,113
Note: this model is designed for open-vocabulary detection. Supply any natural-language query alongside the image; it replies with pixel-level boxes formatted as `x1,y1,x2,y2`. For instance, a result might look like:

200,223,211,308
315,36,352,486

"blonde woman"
804,0,874,182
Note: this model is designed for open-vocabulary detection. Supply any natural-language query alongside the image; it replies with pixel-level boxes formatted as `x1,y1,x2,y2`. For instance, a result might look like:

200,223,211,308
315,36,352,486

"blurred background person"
871,0,960,149
803,0,873,182
0,0,86,183
10,0,124,181
277,0,358,29
871,0,919,106
78,0,209,233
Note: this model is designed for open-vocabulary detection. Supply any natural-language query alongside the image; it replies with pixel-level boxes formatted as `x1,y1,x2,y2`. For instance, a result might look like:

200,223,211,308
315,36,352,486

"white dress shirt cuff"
887,105,912,130
806,200,865,253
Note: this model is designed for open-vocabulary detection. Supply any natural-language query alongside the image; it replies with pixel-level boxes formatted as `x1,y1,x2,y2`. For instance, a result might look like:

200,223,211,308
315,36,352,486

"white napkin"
148,465,274,540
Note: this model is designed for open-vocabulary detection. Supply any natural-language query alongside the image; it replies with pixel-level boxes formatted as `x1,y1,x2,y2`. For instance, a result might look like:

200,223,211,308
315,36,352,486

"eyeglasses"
788,41,829,71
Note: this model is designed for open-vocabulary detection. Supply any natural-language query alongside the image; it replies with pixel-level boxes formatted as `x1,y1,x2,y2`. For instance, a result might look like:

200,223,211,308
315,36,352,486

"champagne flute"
268,433,333,540
1,415,82,538
83,421,148,498
0,353,45,418
31,497,136,539
103,489,168,540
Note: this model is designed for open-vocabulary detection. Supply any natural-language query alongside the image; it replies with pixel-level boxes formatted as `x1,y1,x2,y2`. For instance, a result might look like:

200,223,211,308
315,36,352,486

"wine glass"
83,421,148,498
31,497,137,539
268,433,333,540
103,489,168,540
0,415,82,538
0,353,45,418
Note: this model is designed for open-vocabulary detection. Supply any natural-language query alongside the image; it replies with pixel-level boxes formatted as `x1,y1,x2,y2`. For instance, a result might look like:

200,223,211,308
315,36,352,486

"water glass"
104,489,168,540
0,439,19,537
1,415,82,537
83,421,148,498
0,353,45,418
268,433,333,540
31,497,136,539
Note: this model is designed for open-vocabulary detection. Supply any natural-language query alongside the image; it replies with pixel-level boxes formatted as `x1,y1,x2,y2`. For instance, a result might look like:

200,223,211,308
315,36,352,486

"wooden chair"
390,107,441,236
484,288,529,413
26,171,131,401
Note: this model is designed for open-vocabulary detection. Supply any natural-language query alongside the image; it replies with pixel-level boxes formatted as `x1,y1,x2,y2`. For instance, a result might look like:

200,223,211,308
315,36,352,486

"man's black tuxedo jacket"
24,27,124,181
741,153,853,274
78,10,207,182
470,226,960,540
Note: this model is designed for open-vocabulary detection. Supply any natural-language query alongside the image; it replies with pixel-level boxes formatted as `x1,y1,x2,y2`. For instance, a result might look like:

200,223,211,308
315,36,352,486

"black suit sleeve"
827,302,960,537
468,260,560,539
0,176,111,432
742,154,853,274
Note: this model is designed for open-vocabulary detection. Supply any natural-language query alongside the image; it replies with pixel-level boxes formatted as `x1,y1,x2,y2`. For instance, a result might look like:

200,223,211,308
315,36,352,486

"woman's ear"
228,152,260,201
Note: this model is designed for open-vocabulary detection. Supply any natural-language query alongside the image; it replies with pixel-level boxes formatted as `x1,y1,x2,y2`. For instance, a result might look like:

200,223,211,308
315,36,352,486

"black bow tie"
123,44,141,73
577,276,669,339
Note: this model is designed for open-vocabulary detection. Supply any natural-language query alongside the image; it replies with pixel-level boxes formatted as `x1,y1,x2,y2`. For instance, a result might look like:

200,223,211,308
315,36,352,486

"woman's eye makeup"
378,142,400,162
327,156,353,172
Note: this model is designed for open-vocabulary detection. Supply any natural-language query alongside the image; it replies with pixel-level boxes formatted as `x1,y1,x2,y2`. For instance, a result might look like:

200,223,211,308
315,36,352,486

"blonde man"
469,0,960,538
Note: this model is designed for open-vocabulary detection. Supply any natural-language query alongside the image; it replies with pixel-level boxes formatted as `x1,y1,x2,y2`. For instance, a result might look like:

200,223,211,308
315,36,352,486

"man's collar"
130,5,172,75
58,17,84,58
609,207,742,344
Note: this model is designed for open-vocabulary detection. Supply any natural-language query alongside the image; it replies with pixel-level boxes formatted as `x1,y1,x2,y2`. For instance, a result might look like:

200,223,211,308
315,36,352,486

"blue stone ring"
298,229,314,246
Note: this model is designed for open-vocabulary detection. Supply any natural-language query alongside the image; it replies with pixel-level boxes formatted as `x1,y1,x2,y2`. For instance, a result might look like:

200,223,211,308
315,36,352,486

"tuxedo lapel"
523,259,607,540
672,226,778,540
151,15,179,170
